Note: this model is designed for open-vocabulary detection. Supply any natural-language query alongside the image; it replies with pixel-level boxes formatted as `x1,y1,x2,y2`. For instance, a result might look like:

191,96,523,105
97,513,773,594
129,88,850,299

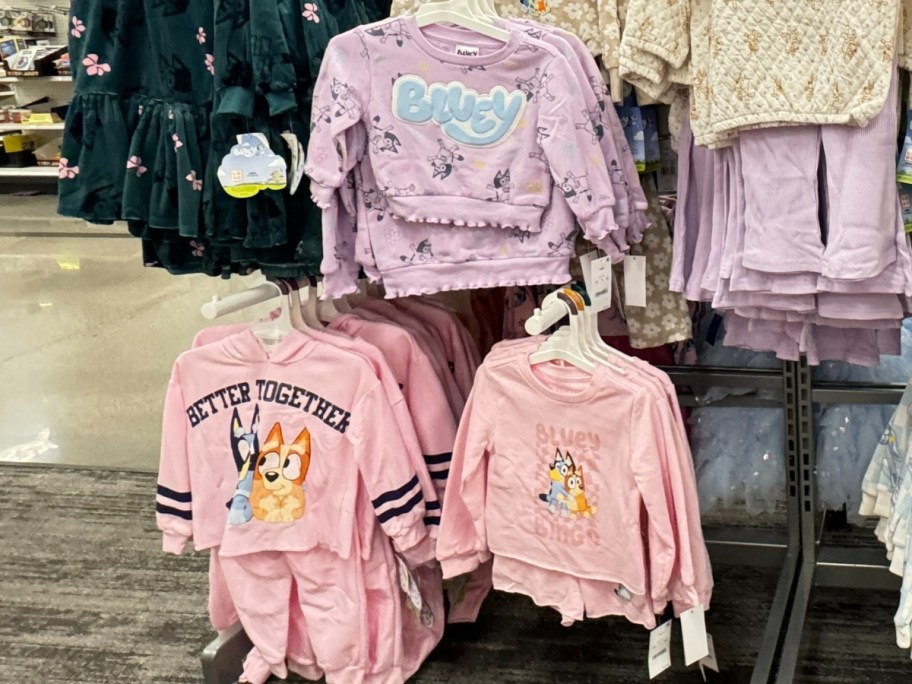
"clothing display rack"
198,359,906,683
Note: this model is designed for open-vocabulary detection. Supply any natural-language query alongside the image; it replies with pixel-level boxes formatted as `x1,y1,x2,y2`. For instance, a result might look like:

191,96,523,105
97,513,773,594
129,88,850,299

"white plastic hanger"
294,280,325,330
415,0,511,42
315,280,343,323
249,280,293,346
527,291,595,373
528,288,625,373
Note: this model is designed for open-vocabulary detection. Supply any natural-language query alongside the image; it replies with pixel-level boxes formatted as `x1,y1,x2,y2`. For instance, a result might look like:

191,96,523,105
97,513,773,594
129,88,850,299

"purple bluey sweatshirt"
305,16,618,237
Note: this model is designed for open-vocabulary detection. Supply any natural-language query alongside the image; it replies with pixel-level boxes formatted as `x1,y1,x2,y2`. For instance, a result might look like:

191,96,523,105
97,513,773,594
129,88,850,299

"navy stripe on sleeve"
430,469,450,480
157,485,192,503
376,491,423,524
424,515,440,526
426,500,441,510
156,502,192,520
423,452,452,465
371,475,420,509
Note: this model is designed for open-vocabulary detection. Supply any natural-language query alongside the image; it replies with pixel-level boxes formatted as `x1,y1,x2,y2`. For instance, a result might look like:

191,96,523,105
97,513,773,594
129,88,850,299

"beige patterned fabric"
389,0,606,59
621,0,902,146
708,0,899,138
615,177,692,349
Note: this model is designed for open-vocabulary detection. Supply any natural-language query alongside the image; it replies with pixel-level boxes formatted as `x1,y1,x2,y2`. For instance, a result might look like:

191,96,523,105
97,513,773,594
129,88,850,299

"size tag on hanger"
680,604,710,665
698,634,719,681
623,255,647,307
281,131,306,195
579,252,613,312
395,556,434,627
648,620,673,679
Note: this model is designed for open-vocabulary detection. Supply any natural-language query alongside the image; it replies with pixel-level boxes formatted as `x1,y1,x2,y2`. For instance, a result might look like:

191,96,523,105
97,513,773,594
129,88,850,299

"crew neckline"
405,15,522,66
517,354,605,403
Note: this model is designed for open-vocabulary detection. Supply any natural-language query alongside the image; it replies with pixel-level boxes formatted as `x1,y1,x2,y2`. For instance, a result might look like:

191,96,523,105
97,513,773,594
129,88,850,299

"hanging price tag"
680,604,710,665
648,620,673,679
579,252,613,312
699,634,719,681
623,255,647,307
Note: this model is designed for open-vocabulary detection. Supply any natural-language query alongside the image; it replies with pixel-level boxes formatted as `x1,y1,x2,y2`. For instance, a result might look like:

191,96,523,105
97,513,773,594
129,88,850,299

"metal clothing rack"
773,359,905,683
200,360,906,683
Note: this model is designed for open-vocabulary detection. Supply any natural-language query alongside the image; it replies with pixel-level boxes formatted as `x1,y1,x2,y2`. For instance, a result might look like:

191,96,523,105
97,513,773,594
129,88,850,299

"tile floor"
0,195,261,470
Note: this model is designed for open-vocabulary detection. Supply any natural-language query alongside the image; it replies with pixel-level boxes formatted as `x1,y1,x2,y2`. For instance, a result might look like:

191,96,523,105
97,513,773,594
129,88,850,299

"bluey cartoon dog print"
428,139,464,180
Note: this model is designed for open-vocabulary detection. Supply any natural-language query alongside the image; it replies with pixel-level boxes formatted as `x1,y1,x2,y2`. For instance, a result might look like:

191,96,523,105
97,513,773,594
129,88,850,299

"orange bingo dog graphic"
250,422,311,523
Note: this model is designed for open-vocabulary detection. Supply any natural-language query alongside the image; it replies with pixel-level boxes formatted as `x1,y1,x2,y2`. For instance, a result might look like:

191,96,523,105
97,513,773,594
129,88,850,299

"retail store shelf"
0,122,64,132
0,166,58,178
0,75,71,83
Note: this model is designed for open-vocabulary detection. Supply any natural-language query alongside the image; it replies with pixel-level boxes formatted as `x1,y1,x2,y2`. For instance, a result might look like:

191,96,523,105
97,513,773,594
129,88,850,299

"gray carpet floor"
0,464,909,683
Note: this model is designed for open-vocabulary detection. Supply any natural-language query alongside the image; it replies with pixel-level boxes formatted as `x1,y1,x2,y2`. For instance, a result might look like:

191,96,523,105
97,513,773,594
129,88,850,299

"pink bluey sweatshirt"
155,329,430,560
481,337,713,613
306,16,617,236
437,354,677,604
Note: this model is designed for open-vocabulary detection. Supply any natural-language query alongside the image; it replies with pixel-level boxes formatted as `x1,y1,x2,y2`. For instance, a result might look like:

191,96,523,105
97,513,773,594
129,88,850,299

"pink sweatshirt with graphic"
479,338,713,613
437,353,677,605
306,16,617,236
156,329,430,560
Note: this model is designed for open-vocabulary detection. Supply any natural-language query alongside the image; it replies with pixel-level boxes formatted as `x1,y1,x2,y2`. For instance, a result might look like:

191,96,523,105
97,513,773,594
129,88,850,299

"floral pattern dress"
59,0,388,277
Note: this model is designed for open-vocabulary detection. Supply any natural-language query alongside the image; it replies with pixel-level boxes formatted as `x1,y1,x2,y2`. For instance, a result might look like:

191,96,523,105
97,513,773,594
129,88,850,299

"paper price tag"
680,604,710,665
590,256,613,311
699,634,719,680
648,620,672,679
623,255,647,307
578,252,613,312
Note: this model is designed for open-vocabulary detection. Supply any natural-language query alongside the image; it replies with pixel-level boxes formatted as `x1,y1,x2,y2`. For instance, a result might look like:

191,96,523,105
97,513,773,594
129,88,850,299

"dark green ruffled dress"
59,0,390,278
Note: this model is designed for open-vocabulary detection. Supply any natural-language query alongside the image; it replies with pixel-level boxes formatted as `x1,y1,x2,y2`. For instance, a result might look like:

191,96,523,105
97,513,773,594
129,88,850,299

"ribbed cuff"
400,534,436,568
162,532,188,555
439,553,481,580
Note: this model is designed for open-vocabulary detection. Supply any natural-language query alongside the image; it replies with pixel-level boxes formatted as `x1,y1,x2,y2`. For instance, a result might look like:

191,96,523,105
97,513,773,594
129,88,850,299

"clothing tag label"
590,256,613,312
217,132,287,199
615,585,633,602
579,252,612,312
623,255,647,307
680,604,710,666
455,45,480,57
281,131,306,195
699,634,719,679
648,620,673,679
395,556,434,627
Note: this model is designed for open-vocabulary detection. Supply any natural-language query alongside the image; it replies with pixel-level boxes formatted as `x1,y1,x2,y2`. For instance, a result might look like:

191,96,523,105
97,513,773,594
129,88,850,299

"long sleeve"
348,382,431,559
156,363,194,554
437,374,495,579
654,387,713,614
629,392,677,605
538,55,618,243
305,30,372,199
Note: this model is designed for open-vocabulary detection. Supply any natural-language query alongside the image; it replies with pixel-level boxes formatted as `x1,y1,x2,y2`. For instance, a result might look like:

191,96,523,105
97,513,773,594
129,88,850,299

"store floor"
2,464,910,684
0,198,255,470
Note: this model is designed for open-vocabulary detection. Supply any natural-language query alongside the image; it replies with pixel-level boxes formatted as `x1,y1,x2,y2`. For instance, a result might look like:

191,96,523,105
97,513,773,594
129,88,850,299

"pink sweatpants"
739,68,899,279
219,547,370,684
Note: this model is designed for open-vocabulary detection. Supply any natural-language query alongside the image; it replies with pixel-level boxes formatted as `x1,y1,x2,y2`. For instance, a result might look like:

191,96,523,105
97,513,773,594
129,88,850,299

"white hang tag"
579,252,613,312
698,633,719,680
680,604,710,665
648,620,673,679
281,131,306,195
623,255,647,307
